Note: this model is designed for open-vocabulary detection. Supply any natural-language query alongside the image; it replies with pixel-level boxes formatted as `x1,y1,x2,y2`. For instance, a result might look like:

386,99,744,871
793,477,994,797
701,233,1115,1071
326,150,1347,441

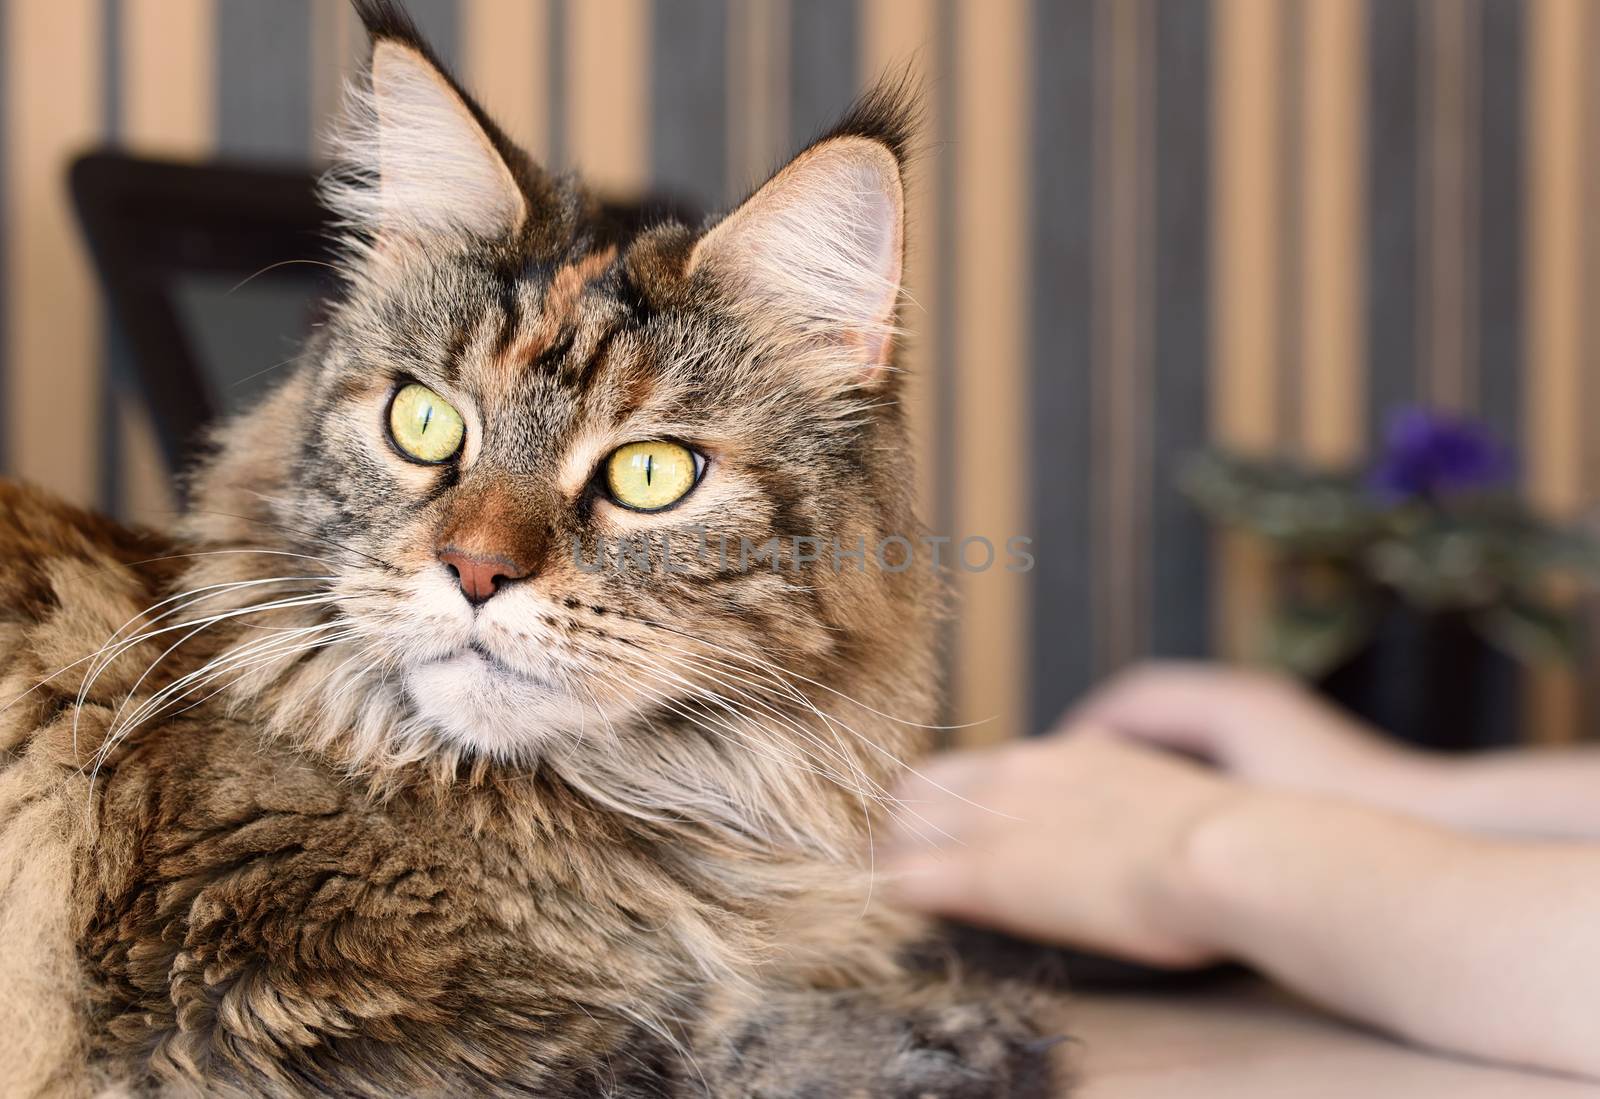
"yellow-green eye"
388,383,465,463
605,440,702,511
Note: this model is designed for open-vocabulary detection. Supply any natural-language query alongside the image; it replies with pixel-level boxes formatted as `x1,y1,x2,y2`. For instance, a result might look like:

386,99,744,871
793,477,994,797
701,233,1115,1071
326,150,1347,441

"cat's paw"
697,983,1070,1099
875,997,1066,1099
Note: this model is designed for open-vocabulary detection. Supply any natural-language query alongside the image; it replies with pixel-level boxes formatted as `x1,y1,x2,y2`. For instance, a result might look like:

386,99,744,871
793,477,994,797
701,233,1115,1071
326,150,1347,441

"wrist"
1355,746,1458,821
1159,788,1344,962
1412,752,1554,836
1147,786,1270,961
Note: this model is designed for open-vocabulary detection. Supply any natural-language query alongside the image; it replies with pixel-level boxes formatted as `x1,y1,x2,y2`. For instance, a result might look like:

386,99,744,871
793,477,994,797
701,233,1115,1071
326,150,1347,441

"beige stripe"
951,0,1029,745
1423,0,1471,412
1212,0,1280,660
1092,0,1151,670
728,0,789,196
462,0,550,161
122,0,214,158
119,0,217,521
4,0,103,504
1586,4,1600,736
1525,0,1582,520
1588,4,1600,490
862,0,938,522
310,0,364,157
1299,0,1365,465
1526,0,1586,745
1588,5,1600,496
564,0,650,193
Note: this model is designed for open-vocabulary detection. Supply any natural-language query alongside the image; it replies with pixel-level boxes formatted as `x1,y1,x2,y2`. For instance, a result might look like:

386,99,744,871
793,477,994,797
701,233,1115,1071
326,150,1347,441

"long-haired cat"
0,2,1067,1094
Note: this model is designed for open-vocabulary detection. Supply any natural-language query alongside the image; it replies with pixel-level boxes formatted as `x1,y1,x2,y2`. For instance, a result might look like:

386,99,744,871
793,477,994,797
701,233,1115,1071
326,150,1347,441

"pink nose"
437,548,531,605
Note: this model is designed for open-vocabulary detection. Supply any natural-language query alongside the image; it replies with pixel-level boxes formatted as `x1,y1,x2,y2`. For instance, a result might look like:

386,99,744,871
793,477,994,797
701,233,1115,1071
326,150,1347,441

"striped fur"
0,1,1067,1095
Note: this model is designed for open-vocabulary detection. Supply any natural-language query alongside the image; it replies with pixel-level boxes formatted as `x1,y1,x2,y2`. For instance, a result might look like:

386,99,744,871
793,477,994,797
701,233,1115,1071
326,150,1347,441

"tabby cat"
0,2,1067,1094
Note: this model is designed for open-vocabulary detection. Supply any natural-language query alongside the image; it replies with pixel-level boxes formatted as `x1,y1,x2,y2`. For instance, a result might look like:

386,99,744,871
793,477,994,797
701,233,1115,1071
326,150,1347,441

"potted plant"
1183,408,1600,749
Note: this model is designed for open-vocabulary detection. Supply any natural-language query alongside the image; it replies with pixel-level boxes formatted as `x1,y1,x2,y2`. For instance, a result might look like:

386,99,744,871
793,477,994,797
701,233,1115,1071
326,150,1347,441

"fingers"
881,749,1004,856
879,753,996,920
1064,661,1287,755
883,850,984,920
895,748,993,802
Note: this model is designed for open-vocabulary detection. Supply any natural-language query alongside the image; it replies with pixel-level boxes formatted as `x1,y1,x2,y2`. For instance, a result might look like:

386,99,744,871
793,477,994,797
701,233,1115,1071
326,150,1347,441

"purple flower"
1370,407,1514,501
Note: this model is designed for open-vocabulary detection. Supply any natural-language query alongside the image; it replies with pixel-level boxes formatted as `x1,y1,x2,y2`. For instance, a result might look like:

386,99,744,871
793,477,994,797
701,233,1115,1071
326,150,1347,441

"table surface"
1070,975,1600,1098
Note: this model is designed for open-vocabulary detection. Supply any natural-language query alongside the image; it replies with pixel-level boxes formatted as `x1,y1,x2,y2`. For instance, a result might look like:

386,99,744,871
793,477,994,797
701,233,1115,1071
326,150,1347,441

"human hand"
1069,661,1442,812
880,733,1243,968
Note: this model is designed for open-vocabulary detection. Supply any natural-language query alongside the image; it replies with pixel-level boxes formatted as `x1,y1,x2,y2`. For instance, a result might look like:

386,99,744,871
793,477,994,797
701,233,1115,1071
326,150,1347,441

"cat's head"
184,0,933,795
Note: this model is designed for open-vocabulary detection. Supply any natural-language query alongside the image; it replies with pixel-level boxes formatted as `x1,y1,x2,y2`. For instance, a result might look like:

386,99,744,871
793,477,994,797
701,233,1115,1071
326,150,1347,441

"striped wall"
2,0,1599,742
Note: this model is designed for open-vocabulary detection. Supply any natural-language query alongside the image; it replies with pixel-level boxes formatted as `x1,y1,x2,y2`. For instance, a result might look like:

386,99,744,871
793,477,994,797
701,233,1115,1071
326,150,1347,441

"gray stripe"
1469,0,1522,744
1028,0,1096,732
1147,0,1211,660
1275,0,1304,448
1366,0,1421,442
788,0,858,146
650,0,728,212
548,0,568,170
406,0,460,69
217,0,313,161
1476,0,1521,452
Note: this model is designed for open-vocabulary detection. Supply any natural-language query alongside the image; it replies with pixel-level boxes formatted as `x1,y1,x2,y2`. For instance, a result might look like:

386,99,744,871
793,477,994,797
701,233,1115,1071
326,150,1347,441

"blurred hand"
880,733,1241,968
1069,661,1436,809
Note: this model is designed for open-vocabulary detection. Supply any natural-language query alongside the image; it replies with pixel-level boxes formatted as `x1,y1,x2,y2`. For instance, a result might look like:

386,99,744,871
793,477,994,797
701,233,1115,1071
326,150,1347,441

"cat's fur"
0,2,1068,1094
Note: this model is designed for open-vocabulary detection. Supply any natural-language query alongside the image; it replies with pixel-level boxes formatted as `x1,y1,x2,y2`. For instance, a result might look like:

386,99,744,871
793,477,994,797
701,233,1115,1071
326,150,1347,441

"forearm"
1421,748,1600,839
1170,792,1600,1078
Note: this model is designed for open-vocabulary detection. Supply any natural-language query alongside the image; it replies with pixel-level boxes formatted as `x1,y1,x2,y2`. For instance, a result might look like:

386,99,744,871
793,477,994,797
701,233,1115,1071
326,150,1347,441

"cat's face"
208,21,923,765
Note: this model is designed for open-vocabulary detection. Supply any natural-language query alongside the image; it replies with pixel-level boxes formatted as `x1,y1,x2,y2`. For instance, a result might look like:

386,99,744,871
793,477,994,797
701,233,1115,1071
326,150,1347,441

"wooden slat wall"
1299,0,1365,467
1422,0,1474,413
1090,0,1153,672
1027,1,1096,726
949,0,1030,745
462,1,548,160
1525,0,1586,744
563,0,648,193
1,0,1597,742
1212,0,1280,662
725,0,787,197
4,0,103,505
114,0,215,523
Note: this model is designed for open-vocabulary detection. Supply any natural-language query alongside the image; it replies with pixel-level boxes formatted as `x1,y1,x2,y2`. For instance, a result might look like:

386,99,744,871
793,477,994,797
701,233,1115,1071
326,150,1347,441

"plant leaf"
1474,603,1580,666
1260,602,1375,679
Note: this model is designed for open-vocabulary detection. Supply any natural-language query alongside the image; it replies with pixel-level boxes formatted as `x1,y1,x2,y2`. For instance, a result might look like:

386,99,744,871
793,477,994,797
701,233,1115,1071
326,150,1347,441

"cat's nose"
437,547,531,606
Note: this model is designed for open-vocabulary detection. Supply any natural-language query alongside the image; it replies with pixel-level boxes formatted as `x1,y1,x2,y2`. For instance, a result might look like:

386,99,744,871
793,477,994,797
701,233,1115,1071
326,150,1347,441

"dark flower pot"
1316,600,1520,751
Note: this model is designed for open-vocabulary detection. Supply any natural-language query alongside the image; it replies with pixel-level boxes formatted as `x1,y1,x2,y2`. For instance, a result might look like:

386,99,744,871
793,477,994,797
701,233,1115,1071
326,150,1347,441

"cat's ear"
328,3,526,241
688,92,911,378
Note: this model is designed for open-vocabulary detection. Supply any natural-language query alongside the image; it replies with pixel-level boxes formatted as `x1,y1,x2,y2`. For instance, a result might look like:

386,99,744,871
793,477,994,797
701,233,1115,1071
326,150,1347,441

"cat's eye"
605,441,703,512
388,383,466,464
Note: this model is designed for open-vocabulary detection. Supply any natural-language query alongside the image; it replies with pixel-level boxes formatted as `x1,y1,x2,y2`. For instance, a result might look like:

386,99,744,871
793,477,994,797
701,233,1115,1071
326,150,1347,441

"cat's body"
0,2,1067,1094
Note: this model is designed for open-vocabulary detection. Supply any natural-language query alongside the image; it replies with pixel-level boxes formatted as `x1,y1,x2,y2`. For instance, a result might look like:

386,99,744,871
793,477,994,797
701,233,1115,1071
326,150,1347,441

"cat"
0,1,1068,1094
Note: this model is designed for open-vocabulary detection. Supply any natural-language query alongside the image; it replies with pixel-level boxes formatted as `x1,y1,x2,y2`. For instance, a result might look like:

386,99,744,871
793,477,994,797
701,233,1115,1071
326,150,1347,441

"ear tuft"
324,25,526,241
350,0,425,44
690,135,905,374
825,73,920,170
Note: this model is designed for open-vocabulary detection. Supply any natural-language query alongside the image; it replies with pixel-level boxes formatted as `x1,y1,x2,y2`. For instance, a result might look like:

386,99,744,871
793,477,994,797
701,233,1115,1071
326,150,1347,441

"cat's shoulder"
0,478,174,576
0,479,186,757
0,478,179,624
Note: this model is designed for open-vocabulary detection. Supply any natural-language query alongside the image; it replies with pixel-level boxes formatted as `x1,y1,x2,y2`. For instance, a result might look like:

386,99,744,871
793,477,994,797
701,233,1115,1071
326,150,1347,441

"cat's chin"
402,648,588,757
